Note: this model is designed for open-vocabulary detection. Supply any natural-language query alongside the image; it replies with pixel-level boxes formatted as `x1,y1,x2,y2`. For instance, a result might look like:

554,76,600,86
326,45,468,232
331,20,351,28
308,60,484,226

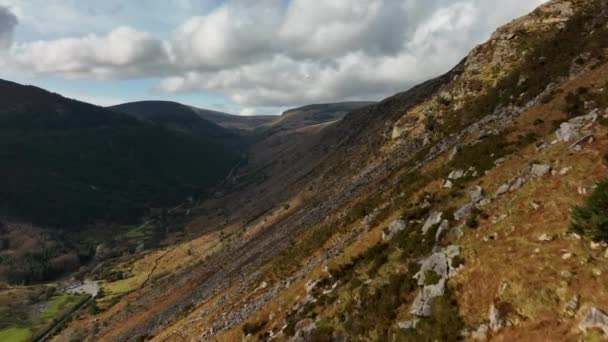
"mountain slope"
0,80,242,227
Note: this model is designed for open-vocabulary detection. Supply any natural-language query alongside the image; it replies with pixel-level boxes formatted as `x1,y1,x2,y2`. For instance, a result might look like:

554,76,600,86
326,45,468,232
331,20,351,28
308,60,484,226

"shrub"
570,178,608,241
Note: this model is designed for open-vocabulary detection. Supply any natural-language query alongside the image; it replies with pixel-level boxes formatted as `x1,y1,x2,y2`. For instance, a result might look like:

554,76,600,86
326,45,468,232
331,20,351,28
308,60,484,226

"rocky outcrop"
422,211,443,234
382,219,407,241
410,246,461,317
579,307,608,336
555,110,598,143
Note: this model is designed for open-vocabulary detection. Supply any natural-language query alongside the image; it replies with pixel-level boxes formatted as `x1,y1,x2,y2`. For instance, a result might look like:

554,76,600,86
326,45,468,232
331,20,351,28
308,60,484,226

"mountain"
0,80,242,227
11,0,608,341
270,101,377,131
111,100,274,132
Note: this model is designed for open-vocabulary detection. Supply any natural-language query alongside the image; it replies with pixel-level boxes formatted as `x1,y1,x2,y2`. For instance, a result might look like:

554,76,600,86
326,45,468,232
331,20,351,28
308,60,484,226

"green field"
0,292,87,342
0,327,32,342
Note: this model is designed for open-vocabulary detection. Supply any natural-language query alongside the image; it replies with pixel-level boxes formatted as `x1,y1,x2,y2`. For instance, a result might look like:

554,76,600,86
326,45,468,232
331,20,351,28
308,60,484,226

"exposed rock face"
411,246,461,317
579,307,608,336
382,219,407,241
555,111,599,142
410,278,446,317
422,211,443,234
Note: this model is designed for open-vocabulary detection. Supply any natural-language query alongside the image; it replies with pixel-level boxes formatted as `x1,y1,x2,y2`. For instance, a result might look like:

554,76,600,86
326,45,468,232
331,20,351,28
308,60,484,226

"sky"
0,0,547,116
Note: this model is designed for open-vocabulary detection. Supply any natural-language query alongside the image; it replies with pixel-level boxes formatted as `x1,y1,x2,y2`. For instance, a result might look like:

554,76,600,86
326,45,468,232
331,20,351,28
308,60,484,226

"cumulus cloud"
5,0,549,111
159,0,544,108
0,5,17,49
10,26,171,79
172,0,281,69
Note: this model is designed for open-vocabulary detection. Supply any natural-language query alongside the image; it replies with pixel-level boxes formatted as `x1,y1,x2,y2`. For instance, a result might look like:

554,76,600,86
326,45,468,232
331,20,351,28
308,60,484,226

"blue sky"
0,0,547,115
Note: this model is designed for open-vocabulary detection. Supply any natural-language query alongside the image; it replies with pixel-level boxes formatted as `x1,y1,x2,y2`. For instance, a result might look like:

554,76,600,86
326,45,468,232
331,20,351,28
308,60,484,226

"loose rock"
531,164,551,177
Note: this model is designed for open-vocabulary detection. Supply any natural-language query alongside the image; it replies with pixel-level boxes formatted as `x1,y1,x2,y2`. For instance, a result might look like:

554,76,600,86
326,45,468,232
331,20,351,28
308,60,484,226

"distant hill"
110,101,274,132
269,101,376,132
0,80,242,227
109,101,246,150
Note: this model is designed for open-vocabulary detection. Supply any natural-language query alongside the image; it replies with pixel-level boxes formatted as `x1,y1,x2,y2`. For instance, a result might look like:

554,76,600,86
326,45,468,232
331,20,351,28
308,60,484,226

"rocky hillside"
49,0,608,341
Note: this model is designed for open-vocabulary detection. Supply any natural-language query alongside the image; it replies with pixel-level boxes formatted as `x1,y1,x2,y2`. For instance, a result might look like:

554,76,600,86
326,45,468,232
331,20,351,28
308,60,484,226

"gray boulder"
495,183,510,197
470,186,486,203
508,176,527,192
531,164,551,177
555,122,579,142
454,203,473,221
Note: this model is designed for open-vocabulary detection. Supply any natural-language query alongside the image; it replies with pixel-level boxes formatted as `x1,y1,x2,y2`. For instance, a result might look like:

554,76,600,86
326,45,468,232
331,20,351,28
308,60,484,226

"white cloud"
0,5,17,49
3,0,551,112
10,26,171,79
172,0,281,69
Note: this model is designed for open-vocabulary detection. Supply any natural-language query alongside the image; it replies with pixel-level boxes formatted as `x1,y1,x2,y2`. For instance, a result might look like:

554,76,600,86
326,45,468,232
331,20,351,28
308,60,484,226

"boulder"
579,307,608,336
495,183,510,197
383,219,407,241
555,122,579,142
422,211,443,234
538,233,554,242
531,164,551,177
509,176,527,192
470,186,486,203
454,204,473,221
